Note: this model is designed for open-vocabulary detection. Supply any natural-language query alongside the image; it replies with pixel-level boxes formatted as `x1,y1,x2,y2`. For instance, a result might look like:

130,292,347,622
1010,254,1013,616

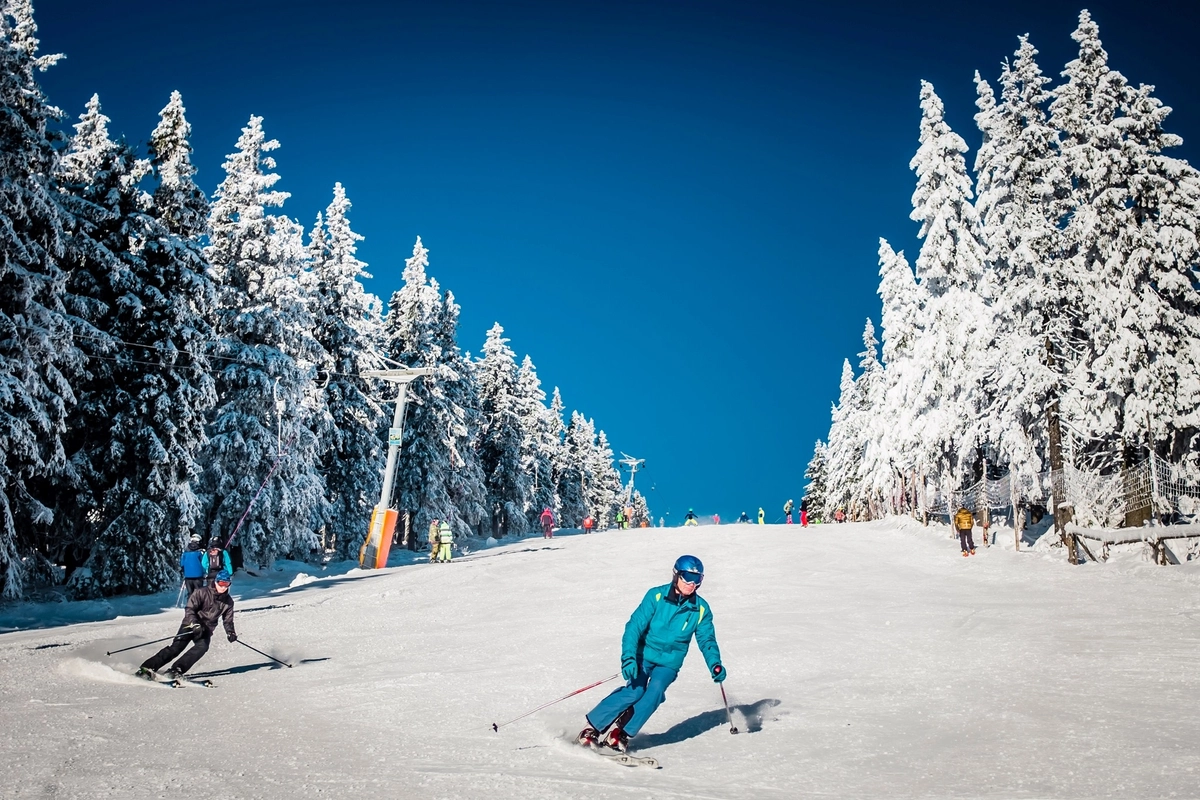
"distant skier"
202,540,232,586
138,569,236,681
684,509,698,527
583,515,595,534
576,555,725,753
624,504,634,528
436,520,454,563
540,507,555,539
615,509,626,530
784,499,794,524
757,508,765,525
427,518,440,563
800,498,809,527
954,506,976,557
712,514,720,525
835,508,845,524
180,534,205,599
737,511,749,524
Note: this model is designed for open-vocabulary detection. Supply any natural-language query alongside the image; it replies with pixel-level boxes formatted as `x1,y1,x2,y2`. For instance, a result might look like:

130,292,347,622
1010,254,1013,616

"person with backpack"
757,508,765,525
436,520,454,563
427,518,440,563
800,498,809,527
180,534,206,599
784,499,794,524
202,540,233,586
137,569,236,681
954,506,976,557
539,507,555,539
615,508,626,530
576,555,726,754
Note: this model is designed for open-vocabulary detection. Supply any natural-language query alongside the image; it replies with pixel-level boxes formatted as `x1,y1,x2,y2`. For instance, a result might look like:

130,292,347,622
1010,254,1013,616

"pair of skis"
583,743,659,768
135,668,215,689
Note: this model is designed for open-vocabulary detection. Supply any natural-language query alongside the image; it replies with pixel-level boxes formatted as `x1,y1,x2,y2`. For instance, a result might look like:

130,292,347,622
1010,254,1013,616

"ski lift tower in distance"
359,366,434,569
618,452,646,505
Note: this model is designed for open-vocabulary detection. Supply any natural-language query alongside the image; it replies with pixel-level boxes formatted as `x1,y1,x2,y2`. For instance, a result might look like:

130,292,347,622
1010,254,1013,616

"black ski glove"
227,633,237,643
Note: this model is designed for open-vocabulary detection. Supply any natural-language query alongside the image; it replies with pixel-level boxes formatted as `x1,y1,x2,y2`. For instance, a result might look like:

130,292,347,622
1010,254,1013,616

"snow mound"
287,573,318,589
58,657,159,688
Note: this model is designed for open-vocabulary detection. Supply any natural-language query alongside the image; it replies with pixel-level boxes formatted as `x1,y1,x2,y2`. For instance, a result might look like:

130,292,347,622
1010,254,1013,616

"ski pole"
720,684,740,734
106,630,194,656
492,673,619,732
237,638,292,668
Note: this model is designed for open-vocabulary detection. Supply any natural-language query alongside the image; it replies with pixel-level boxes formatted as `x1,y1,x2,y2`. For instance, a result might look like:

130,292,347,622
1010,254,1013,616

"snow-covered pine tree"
1113,79,1200,473
1048,11,1134,448
53,94,218,597
908,80,992,488
822,359,859,520
514,355,558,528
385,238,486,539
475,323,528,535
308,183,386,558
804,440,829,521
557,410,594,526
874,239,926,496
853,318,889,513
588,429,624,528
629,488,651,527
198,116,328,568
973,37,1071,495
0,0,76,599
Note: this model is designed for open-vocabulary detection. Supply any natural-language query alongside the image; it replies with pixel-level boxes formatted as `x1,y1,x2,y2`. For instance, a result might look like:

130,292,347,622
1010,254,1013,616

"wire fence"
920,453,1200,529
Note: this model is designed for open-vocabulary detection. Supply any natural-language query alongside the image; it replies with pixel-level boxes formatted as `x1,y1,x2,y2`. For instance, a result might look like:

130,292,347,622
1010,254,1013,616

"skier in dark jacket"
577,555,725,753
202,540,233,585
180,534,206,598
138,569,237,680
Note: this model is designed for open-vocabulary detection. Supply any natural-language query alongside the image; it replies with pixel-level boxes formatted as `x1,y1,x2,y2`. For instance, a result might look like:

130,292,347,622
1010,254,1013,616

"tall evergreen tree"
822,360,859,519
557,410,594,526
54,94,217,596
804,440,828,521
308,183,386,557
0,0,76,598
198,116,328,568
514,355,558,528
475,323,527,535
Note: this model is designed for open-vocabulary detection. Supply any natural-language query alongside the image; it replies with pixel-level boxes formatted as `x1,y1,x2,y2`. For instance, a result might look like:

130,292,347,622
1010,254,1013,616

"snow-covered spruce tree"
972,37,1071,496
514,356,559,528
53,94,218,597
557,410,594,526
822,359,860,520
874,239,926,498
907,80,992,489
198,116,328,568
588,429,624,528
475,323,528,535
1048,10,1135,448
852,318,889,515
385,237,486,539
1113,80,1200,473
629,488,651,527
0,0,76,599
308,184,386,558
803,440,828,521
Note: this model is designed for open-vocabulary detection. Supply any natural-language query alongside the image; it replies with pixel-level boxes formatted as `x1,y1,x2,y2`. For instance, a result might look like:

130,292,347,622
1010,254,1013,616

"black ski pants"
184,578,205,598
141,624,210,674
958,528,976,552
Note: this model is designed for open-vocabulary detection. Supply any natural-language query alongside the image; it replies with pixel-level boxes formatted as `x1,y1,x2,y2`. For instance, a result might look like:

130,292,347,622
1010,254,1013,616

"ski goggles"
214,579,231,588
677,570,703,587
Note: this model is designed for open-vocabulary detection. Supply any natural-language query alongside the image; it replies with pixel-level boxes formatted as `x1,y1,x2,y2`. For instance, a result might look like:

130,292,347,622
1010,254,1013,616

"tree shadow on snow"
632,698,780,750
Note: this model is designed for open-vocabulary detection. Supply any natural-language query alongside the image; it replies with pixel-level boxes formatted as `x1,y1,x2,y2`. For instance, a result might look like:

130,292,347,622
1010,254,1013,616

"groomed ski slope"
3,519,1199,799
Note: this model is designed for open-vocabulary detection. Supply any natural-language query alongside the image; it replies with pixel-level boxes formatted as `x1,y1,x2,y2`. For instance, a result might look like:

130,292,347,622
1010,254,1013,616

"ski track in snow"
2,520,1200,799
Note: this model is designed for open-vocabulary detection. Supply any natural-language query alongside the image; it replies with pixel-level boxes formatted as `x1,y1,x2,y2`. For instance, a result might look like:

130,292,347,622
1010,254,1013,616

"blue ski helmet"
215,569,232,584
673,555,704,586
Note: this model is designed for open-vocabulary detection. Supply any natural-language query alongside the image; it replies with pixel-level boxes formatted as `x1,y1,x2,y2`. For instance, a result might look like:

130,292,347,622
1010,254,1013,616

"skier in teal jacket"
578,555,725,753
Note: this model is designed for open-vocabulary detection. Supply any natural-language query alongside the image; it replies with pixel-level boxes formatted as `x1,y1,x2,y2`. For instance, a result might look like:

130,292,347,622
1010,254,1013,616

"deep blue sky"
36,0,1200,523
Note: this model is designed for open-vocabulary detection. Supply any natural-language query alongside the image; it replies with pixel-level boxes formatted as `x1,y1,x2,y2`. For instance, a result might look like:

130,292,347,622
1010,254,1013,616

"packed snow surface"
3,520,1199,799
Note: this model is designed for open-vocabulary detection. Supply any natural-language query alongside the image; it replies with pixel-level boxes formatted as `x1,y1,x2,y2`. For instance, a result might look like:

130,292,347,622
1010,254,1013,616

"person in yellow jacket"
757,508,765,525
436,520,454,563
954,506,976,556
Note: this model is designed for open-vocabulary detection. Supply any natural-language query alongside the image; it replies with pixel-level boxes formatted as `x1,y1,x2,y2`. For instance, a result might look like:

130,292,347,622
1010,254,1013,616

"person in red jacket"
539,507,555,538
582,515,595,534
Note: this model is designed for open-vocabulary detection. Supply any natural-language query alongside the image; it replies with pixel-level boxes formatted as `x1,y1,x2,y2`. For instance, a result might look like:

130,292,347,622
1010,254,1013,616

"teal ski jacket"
622,583,721,673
